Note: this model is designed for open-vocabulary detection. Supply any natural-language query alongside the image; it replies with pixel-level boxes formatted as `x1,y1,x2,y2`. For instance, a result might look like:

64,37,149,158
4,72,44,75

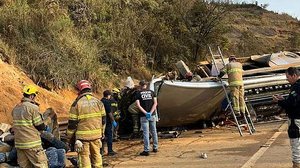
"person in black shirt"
273,67,300,168
101,90,118,156
135,80,158,156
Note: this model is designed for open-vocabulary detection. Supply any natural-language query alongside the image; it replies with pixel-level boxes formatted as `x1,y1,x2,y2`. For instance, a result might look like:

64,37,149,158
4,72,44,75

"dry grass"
223,4,300,56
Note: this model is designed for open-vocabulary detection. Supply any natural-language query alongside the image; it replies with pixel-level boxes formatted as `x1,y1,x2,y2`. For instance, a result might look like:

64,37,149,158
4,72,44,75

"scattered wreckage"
150,51,300,127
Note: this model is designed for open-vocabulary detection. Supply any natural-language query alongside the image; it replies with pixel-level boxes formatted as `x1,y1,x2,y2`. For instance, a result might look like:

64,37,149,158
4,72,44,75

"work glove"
146,112,151,120
112,121,118,128
74,140,83,153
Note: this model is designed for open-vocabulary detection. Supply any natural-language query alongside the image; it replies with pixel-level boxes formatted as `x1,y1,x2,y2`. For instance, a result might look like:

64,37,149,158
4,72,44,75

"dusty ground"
102,121,291,168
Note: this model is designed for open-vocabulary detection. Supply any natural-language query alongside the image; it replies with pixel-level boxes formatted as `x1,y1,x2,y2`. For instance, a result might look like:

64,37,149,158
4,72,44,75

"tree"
289,32,300,50
184,1,227,61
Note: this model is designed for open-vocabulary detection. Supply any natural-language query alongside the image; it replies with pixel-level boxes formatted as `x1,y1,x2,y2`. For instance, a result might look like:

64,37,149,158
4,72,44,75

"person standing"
12,85,48,167
67,80,106,168
273,67,300,168
111,88,121,141
135,80,158,156
101,90,118,156
219,55,244,117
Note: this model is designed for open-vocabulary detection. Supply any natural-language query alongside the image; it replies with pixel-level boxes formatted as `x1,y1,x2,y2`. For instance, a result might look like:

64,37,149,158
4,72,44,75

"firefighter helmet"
112,88,120,93
77,80,92,91
23,85,38,95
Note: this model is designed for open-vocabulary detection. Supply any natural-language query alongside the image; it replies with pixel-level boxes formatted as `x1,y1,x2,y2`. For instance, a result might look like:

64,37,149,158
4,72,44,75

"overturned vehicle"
150,51,300,127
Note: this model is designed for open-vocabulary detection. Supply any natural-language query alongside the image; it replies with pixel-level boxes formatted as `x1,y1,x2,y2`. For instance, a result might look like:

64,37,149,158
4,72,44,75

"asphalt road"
106,120,291,168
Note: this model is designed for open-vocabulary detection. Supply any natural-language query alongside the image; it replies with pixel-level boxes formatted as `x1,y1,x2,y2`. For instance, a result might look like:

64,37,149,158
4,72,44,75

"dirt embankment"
0,59,77,124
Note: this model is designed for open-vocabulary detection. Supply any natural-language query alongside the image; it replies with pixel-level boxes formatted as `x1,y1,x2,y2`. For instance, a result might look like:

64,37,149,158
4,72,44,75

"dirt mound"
0,59,77,124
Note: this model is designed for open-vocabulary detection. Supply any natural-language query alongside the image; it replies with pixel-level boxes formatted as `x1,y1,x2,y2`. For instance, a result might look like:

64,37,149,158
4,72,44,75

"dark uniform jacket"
278,79,300,138
101,97,112,124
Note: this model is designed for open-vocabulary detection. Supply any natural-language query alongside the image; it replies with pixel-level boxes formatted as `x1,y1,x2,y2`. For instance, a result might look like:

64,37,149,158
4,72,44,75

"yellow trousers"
78,139,103,168
17,147,48,168
230,85,245,114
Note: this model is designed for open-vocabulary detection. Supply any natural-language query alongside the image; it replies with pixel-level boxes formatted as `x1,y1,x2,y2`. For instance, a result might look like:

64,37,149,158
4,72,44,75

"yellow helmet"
23,85,38,95
112,88,120,93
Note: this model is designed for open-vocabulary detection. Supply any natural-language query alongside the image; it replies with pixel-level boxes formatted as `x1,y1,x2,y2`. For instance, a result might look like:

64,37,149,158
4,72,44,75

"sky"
234,0,300,19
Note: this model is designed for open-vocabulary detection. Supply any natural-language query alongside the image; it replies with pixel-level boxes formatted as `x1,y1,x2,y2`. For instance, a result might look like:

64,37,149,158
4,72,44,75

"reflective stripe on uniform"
67,129,75,135
33,116,42,124
229,81,243,86
228,68,242,74
111,103,118,107
15,140,41,149
78,112,103,120
76,129,101,135
13,120,33,126
69,113,78,120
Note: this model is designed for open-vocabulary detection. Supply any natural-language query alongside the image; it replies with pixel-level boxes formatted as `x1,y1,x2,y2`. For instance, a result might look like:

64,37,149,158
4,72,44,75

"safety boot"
235,112,241,118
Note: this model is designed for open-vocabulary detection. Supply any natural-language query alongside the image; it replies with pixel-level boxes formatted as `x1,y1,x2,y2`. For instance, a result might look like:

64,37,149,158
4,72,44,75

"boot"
293,162,300,168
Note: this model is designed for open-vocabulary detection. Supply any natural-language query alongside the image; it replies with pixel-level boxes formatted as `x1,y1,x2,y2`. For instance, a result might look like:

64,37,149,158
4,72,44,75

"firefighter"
12,85,48,167
219,55,244,117
66,80,106,168
111,88,121,141
112,88,121,102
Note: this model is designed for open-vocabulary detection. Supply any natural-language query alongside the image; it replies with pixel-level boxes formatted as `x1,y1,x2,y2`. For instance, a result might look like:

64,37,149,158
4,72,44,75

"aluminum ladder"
209,46,256,136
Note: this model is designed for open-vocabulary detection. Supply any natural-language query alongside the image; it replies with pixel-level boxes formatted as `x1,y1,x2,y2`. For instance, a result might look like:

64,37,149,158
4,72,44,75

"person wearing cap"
101,90,117,156
218,55,245,117
67,80,106,168
119,78,141,135
12,85,48,167
135,80,158,156
111,88,121,141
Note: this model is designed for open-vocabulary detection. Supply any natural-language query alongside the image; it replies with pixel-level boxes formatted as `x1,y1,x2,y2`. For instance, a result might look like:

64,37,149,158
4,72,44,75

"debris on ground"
194,131,203,134
158,131,181,139
200,153,208,159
